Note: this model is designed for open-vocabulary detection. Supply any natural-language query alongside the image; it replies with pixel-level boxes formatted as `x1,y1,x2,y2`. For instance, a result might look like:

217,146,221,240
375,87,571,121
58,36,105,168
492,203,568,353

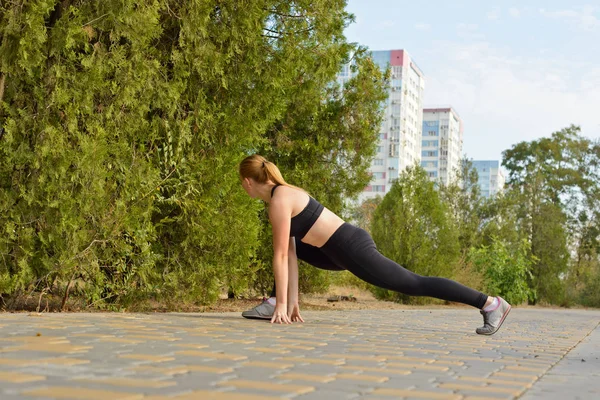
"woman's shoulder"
275,184,305,195
271,185,309,206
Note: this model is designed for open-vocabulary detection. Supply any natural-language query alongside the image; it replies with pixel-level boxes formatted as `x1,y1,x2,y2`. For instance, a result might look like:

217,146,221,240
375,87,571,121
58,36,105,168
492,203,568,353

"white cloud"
508,7,521,18
423,41,600,160
457,23,478,30
487,7,500,20
539,6,599,31
540,8,579,18
580,67,600,91
456,23,485,40
414,23,431,31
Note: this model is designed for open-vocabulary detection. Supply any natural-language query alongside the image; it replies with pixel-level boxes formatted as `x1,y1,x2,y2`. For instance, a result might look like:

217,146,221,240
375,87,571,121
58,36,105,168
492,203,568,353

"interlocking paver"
1,308,598,399
22,387,144,400
0,371,47,383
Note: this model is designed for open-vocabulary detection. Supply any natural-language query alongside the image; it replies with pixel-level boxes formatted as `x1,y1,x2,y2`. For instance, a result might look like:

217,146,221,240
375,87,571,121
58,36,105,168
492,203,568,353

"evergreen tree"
253,51,388,294
439,157,484,255
0,1,383,308
371,166,460,304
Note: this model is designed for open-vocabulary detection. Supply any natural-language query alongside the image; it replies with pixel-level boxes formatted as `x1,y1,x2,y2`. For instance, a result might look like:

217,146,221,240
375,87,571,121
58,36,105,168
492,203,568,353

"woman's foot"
241,298,275,320
476,296,511,335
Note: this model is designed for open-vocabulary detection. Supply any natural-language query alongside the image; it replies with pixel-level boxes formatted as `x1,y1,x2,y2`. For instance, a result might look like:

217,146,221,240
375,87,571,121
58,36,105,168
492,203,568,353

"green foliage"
567,210,600,307
370,166,460,304
502,125,599,209
252,50,388,294
0,0,383,308
500,126,597,304
1,1,597,310
567,251,600,308
440,157,484,254
348,196,383,234
469,237,536,305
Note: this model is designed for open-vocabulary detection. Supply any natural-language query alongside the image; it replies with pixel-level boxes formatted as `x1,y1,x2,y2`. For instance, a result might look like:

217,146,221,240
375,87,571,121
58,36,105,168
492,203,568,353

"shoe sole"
479,305,511,335
242,314,272,320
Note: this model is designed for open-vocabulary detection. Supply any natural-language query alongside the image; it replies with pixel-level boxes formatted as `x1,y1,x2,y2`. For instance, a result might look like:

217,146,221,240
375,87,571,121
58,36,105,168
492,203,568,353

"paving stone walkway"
1,307,599,400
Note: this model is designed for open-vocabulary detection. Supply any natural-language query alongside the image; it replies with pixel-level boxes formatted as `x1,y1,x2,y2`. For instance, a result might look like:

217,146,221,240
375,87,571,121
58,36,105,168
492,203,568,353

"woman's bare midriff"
299,208,345,248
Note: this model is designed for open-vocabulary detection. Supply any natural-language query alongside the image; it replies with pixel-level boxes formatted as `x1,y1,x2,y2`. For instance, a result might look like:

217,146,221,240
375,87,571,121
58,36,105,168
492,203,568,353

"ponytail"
263,161,287,186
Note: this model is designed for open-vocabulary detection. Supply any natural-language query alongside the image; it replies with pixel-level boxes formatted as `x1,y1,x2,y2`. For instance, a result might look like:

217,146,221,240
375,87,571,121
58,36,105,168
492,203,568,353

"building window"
373,159,384,166
421,161,438,168
376,146,383,153
422,140,439,147
422,150,438,157
372,185,385,192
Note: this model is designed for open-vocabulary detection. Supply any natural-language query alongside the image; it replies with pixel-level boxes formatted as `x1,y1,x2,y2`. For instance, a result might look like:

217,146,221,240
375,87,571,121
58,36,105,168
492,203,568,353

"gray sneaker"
242,298,274,320
476,296,511,335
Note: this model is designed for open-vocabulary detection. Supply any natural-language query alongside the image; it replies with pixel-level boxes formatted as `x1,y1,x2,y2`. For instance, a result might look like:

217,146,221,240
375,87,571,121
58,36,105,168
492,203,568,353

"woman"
239,154,511,335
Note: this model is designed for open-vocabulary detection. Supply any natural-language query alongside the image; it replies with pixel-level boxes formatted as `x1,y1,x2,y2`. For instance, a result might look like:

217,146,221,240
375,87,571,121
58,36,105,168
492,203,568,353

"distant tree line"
362,126,600,307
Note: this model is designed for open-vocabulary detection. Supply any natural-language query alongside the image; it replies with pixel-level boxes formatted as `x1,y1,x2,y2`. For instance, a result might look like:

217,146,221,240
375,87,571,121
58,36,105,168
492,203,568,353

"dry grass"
205,285,467,313
4,284,583,314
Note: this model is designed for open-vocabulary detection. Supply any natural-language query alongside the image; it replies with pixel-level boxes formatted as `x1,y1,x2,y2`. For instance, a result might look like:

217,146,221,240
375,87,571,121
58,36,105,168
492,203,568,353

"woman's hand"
271,303,292,324
288,304,304,323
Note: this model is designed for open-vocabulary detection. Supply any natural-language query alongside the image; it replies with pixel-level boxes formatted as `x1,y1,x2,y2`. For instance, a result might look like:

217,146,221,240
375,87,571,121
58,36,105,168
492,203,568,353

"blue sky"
344,0,600,162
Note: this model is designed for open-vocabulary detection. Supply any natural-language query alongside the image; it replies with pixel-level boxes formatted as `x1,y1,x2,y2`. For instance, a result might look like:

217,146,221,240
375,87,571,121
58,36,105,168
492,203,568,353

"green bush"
0,1,385,309
370,166,460,304
469,237,536,305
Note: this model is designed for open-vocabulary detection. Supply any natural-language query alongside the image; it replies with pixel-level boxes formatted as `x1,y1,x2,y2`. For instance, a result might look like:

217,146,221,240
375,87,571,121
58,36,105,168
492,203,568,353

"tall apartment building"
472,160,505,198
421,107,463,185
339,50,425,204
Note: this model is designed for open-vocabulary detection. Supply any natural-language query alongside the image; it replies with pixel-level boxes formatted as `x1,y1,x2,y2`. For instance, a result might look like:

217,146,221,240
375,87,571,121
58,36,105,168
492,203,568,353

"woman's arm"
287,237,304,323
287,237,299,309
268,195,292,324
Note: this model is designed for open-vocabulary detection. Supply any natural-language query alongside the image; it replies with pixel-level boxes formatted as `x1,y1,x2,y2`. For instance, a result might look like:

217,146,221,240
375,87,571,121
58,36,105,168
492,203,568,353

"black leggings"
272,223,487,309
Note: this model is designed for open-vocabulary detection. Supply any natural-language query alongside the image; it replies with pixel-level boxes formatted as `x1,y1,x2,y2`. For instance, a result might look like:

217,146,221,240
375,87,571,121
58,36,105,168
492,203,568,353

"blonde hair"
239,155,303,191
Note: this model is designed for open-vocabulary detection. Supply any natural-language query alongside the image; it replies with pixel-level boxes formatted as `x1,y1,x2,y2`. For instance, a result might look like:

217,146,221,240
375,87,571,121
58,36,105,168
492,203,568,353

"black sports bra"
271,185,324,239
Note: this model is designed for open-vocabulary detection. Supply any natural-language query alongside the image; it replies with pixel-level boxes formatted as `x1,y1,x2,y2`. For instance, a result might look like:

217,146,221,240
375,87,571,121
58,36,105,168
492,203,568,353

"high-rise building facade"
421,107,463,185
472,160,505,198
339,50,425,203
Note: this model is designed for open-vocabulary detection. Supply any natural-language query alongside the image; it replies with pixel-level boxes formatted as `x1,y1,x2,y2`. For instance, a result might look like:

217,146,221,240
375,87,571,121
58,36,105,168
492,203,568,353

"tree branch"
0,72,5,104
263,26,315,36
82,13,108,27
264,9,306,19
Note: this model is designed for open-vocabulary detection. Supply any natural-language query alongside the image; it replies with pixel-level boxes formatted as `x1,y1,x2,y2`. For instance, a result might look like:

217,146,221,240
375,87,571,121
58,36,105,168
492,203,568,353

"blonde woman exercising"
239,155,510,334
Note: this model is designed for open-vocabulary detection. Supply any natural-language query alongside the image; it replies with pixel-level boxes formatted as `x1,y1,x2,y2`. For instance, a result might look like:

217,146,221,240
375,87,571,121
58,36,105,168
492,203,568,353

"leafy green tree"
503,125,599,210
567,209,600,307
469,236,535,305
371,166,460,304
440,157,484,255
0,0,372,309
501,126,598,304
253,51,388,294
349,196,383,233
